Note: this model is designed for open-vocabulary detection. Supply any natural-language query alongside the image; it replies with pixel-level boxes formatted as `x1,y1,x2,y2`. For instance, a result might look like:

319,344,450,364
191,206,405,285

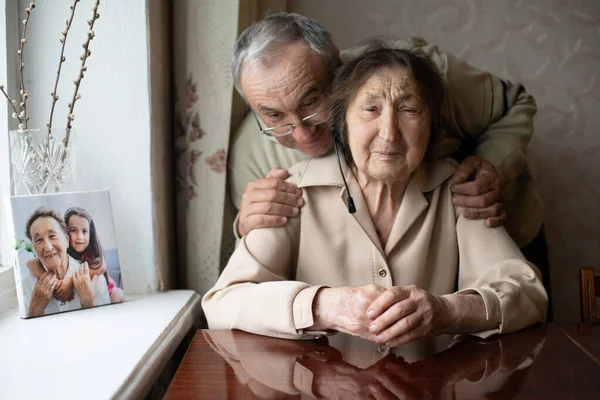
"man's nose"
291,121,317,143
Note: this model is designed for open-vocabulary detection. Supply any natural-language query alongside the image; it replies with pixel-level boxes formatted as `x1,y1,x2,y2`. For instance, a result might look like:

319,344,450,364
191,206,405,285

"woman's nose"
43,239,53,251
379,111,401,142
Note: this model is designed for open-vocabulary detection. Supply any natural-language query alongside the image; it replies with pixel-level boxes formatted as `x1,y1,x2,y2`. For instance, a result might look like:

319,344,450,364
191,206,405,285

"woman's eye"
363,106,378,112
402,107,417,113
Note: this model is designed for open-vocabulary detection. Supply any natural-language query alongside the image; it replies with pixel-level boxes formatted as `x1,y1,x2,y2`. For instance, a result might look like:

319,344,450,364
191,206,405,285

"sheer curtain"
150,0,287,295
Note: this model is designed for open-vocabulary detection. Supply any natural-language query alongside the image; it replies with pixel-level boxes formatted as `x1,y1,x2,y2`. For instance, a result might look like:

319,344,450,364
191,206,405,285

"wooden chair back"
579,267,600,323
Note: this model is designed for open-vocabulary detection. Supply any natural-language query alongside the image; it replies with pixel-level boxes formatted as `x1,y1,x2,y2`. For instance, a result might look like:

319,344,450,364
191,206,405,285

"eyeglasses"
253,107,331,137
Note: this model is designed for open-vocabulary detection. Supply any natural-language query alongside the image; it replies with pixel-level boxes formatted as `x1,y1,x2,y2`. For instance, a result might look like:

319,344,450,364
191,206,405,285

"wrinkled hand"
54,277,74,303
237,168,304,237
72,262,96,308
451,156,505,227
367,286,454,347
29,271,57,317
313,284,387,341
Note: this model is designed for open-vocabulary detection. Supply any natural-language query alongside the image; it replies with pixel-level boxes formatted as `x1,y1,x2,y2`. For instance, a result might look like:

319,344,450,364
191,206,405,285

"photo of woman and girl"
26,206,124,304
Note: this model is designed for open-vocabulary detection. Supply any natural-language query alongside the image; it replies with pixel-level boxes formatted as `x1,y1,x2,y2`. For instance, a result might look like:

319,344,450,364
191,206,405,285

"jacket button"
378,344,388,352
378,269,387,278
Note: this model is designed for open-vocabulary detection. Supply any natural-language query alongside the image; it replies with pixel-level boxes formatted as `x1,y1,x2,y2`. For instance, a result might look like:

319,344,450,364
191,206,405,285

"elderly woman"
23,207,111,317
202,43,547,346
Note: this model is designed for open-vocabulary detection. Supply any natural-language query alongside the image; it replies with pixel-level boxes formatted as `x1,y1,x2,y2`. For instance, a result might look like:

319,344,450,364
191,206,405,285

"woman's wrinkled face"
345,66,431,183
67,215,90,253
30,217,69,274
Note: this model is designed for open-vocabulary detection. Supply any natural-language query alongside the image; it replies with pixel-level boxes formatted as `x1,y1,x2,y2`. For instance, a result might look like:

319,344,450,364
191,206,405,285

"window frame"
0,0,20,286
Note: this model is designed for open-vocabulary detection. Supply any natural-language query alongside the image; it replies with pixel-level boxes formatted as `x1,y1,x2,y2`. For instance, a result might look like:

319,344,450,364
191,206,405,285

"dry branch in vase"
1,0,101,148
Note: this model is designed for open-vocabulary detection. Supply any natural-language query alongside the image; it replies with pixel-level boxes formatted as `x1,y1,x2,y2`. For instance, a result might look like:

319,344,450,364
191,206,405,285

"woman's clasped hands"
314,284,455,347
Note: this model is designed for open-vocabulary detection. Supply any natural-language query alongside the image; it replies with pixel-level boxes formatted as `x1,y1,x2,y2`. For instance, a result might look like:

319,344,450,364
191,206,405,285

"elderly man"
23,208,110,317
228,13,550,314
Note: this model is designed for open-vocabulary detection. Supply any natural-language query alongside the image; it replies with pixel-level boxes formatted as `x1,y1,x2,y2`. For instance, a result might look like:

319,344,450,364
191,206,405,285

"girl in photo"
26,206,125,304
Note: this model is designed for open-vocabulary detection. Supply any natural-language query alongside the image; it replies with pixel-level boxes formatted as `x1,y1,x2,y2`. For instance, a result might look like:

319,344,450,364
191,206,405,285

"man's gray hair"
231,13,341,98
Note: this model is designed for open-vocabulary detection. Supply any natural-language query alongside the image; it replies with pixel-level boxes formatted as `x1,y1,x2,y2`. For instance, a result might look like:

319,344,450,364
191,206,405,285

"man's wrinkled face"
241,41,333,157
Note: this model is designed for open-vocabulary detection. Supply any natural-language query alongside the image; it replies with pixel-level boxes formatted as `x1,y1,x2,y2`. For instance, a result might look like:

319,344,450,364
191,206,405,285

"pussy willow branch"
64,0,99,148
48,0,80,134
0,86,23,124
18,2,35,129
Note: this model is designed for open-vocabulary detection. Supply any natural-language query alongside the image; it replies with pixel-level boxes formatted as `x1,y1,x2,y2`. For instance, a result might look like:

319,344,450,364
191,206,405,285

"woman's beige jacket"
203,154,547,340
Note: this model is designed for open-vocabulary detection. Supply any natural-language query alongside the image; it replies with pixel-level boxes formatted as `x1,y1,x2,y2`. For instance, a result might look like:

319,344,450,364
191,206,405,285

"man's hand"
238,167,304,237
451,155,506,227
312,284,387,341
72,262,96,308
28,271,57,317
366,285,455,347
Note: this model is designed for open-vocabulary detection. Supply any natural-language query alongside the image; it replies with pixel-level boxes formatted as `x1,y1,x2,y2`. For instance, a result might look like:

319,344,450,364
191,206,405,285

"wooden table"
558,322,600,365
164,324,600,399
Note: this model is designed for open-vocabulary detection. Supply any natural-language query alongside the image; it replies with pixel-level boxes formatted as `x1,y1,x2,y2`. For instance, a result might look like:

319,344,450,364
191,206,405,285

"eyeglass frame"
252,106,332,138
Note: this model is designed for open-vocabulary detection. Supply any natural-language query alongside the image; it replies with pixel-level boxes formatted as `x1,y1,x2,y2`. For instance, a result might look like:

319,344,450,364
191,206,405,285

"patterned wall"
292,0,600,322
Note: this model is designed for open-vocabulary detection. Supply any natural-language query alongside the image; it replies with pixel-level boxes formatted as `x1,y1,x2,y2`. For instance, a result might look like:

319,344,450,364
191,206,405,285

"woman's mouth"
375,151,402,159
44,253,58,261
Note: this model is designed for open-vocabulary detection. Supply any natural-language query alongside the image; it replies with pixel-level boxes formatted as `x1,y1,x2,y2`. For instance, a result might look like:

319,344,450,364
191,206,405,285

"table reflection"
203,325,547,399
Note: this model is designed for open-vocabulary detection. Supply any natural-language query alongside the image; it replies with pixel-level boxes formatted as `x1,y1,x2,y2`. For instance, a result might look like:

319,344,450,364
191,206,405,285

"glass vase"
8,128,77,195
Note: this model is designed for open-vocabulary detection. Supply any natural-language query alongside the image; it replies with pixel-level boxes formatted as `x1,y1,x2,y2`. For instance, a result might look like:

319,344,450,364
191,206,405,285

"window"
0,0,18,276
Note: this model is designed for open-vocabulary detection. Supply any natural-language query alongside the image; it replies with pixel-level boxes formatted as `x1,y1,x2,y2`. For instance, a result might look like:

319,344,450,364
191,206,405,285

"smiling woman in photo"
23,207,111,317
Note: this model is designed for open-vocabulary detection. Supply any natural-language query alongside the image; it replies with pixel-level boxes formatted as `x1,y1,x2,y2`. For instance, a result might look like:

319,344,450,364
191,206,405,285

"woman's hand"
312,284,387,341
28,271,57,317
54,277,74,303
366,285,455,347
72,262,96,308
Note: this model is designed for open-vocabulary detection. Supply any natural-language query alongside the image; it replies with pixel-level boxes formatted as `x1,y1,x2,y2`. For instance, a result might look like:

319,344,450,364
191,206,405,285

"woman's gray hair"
231,13,341,98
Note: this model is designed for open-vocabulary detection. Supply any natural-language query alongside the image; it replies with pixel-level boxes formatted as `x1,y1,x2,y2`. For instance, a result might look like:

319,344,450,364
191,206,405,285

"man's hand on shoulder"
451,156,506,227
238,167,304,237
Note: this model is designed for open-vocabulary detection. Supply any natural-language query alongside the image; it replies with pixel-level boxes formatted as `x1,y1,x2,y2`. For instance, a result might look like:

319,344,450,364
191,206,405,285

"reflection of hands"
451,155,505,227
29,271,57,317
313,284,387,341
54,277,74,303
73,262,96,308
300,353,377,400
367,285,453,347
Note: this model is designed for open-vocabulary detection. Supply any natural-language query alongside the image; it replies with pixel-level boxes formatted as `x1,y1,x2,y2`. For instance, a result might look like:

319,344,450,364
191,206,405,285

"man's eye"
363,106,378,112
301,98,319,109
35,239,42,244
402,107,417,113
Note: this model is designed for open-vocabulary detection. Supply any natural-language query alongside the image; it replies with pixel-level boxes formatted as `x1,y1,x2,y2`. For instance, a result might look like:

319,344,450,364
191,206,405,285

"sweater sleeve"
202,216,328,340
454,207,548,338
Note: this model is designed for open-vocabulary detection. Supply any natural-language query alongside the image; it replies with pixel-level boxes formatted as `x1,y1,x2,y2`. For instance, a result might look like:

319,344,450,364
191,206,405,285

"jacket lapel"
384,169,428,255
344,168,386,256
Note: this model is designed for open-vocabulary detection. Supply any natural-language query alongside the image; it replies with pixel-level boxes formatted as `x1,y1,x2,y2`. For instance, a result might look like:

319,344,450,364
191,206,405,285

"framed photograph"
5,189,124,318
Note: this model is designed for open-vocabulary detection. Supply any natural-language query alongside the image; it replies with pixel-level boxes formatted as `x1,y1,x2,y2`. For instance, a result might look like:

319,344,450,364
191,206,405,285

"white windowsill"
0,289,202,399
